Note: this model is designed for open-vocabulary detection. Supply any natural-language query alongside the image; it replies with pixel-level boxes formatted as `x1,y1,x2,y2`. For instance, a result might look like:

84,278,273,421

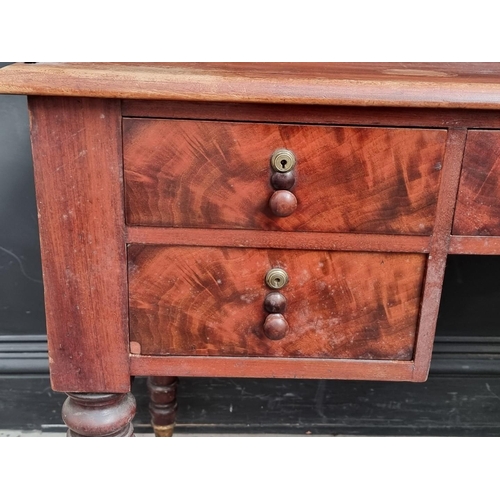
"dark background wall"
1,62,500,435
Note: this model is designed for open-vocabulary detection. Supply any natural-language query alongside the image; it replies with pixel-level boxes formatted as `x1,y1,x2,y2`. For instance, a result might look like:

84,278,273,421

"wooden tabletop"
1,62,500,108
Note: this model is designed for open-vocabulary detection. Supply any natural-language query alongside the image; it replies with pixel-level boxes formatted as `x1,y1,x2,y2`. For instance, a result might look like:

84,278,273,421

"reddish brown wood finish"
62,393,136,437
128,246,426,360
3,63,500,109
122,100,500,129
147,376,178,437
29,97,130,393
131,356,415,381
413,129,468,381
6,63,500,435
124,119,446,235
453,131,500,236
127,229,500,257
126,227,431,253
449,236,500,255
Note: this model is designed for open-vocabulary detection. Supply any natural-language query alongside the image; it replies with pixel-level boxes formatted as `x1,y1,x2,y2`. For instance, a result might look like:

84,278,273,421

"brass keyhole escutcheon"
265,268,289,289
271,149,296,173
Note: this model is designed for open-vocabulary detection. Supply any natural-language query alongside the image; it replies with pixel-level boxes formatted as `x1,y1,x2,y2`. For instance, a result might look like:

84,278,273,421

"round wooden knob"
263,313,289,340
269,190,297,217
264,292,287,313
271,171,296,190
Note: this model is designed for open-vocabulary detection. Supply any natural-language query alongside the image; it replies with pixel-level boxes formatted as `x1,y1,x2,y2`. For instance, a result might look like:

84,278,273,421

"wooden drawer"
454,131,500,236
124,119,446,235
128,246,426,360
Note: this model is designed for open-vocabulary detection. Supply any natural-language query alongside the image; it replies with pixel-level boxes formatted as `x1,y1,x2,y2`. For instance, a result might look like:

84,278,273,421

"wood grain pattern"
449,236,500,255
453,131,500,236
29,97,130,393
412,129,468,381
123,100,500,129
130,356,415,381
15,64,499,421
124,119,446,235
128,246,426,360
126,227,431,253
3,63,500,109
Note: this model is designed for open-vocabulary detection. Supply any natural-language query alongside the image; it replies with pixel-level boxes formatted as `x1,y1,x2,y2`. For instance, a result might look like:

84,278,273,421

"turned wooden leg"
62,393,136,437
147,376,178,437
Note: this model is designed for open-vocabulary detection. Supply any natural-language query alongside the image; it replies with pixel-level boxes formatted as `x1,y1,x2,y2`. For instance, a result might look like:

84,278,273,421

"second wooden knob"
264,292,287,313
269,190,298,217
263,314,289,340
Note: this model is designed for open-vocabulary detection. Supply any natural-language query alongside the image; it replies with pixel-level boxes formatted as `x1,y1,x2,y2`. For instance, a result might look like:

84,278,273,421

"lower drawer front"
128,246,426,360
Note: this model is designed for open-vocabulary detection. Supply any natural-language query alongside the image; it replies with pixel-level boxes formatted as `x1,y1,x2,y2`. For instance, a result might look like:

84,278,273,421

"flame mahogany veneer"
123,119,446,234
128,246,426,360
1,63,500,436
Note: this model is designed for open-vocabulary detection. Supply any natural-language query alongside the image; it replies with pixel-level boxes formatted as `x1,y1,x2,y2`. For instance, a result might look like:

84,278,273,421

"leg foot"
147,376,178,437
62,392,136,437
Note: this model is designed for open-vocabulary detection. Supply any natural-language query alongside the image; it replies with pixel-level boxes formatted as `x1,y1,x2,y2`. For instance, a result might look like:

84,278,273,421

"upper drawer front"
124,119,446,234
128,246,426,360
454,131,500,235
